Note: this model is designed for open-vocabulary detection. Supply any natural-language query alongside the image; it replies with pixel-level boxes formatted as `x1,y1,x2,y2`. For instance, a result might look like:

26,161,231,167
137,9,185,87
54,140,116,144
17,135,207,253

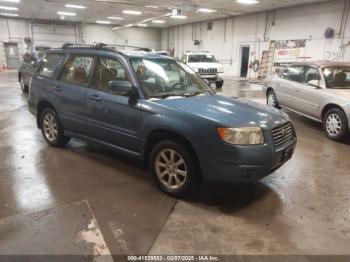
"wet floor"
0,71,349,256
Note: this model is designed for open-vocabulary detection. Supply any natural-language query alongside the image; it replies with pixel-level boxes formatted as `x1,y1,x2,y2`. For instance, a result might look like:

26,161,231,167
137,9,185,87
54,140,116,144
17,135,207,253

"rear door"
275,65,304,109
86,55,142,153
55,54,94,133
293,66,323,118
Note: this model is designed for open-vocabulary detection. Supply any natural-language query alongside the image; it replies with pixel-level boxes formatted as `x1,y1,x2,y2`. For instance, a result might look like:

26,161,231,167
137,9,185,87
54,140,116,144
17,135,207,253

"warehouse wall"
0,18,160,68
161,0,350,77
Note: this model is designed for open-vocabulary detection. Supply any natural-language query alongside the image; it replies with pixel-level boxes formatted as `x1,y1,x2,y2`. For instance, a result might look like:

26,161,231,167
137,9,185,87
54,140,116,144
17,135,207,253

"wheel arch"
321,103,346,121
266,86,274,96
36,100,55,128
143,128,201,176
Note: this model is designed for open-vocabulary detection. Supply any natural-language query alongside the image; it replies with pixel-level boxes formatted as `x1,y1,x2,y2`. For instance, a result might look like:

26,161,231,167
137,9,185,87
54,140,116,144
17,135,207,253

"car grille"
272,122,294,148
198,68,217,75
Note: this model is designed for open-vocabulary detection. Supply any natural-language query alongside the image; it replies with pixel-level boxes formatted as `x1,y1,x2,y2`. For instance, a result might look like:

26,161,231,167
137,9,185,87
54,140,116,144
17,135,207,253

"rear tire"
149,140,199,197
20,77,29,93
323,108,348,142
216,80,224,89
40,107,70,147
267,89,280,109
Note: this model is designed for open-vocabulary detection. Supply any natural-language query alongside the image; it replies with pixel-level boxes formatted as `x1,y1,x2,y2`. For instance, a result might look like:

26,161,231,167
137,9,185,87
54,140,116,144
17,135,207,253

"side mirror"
108,80,133,96
307,80,321,88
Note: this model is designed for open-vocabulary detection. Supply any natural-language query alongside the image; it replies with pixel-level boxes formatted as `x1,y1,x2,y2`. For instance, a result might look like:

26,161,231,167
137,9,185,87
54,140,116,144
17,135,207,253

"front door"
4,43,20,69
86,56,141,153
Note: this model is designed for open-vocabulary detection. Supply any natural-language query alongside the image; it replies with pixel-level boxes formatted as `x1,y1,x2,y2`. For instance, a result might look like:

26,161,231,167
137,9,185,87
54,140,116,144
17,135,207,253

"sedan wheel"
267,91,277,108
323,108,348,141
155,149,188,190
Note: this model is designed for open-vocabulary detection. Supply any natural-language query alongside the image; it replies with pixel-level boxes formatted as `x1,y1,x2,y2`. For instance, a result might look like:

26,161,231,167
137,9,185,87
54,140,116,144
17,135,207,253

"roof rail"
62,42,94,49
94,42,107,49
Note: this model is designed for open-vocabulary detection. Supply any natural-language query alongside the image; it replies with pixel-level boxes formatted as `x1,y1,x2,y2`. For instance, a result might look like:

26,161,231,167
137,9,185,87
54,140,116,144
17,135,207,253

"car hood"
187,62,222,69
153,94,289,130
325,89,350,100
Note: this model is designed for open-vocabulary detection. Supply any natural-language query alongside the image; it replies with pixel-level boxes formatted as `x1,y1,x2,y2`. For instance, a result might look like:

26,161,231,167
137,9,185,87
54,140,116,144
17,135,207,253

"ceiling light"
96,20,111,24
170,15,187,19
123,10,141,15
125,24,133,27
0,12,18,16
236,0,259,5
145,5,158,8
137,23,148,27
0,5,18,10
57,11,76,16
65,4,86,9
198,8,217,13
0,0,20,2
108,16,123,20
152,20,165,24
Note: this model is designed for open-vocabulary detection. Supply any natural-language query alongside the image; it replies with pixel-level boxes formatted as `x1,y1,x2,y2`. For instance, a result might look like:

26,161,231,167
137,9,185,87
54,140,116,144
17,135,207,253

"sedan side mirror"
307,80,321,88
108,80,134,96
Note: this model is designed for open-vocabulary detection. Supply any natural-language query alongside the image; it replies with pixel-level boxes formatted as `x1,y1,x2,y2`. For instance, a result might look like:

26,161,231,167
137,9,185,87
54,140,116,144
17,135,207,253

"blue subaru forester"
28,43,297,197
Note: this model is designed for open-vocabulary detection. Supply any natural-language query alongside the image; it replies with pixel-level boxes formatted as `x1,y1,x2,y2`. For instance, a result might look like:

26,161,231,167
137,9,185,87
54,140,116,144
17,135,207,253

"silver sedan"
264,61,350,141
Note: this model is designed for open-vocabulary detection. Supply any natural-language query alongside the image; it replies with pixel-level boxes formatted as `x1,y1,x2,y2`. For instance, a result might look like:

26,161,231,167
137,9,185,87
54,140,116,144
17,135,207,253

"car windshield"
322,66,350,89
130,58,213,99
188,54,216,63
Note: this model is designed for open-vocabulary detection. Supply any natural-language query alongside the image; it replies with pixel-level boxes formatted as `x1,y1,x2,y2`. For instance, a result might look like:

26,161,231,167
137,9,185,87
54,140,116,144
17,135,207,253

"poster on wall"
271,39,307,62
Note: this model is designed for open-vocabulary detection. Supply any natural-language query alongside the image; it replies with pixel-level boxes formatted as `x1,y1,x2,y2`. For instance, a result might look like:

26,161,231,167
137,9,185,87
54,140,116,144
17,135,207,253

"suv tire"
267,89,280,109
149,140,199,197
216,80,224,89
40,107,70,147
323,108,349,142
20,76,29,93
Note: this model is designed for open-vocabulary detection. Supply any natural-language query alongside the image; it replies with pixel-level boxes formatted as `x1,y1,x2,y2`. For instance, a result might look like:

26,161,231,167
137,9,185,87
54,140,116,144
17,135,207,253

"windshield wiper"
183,91,212,97
152,93,185,99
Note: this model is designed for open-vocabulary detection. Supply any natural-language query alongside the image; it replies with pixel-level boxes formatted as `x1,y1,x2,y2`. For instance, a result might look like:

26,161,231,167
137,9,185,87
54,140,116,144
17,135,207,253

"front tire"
216,80,224,89
149,140,199,197
323,108,348,142
267,90,280,109
40,107,70,147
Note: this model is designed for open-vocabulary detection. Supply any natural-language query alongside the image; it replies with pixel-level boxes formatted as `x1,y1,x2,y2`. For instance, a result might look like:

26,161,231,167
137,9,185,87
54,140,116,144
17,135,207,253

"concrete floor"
0,71,350,258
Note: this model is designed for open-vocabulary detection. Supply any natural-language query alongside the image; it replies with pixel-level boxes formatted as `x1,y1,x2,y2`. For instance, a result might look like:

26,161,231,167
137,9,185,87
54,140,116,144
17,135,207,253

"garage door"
32,24,77,48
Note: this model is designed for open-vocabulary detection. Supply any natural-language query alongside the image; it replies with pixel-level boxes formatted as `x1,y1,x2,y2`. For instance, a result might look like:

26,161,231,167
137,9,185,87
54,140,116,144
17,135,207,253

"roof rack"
62,42,92,49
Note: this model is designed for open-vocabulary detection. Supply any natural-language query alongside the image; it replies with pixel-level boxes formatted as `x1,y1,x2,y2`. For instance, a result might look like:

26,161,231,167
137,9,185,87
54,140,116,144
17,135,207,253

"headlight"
217,127,264,145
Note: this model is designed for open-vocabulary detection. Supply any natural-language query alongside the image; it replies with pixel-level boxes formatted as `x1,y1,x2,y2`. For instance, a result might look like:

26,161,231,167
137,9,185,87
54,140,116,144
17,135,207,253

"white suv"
181,52,224,89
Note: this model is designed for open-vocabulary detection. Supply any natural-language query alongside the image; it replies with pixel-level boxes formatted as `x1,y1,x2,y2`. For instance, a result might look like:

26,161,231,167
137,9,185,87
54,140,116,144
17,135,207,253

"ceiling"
0,0,331,28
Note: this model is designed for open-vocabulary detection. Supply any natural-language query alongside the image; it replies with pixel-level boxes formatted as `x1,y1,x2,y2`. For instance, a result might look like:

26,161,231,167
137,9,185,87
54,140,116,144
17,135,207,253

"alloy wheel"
267,93,276,107
43,113,58,142
155,149,188,190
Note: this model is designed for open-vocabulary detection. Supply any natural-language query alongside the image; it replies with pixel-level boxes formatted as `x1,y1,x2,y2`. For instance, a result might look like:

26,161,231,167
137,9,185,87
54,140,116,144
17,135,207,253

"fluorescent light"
236,0,259,4
123,10,141,15
170,15,187,19
137,23,148,27
108,16,123,20
57,11,76,16
152,20,165,24
198,8,217,13
0,12,18,16
0,5,18,10
65,4,86,9
145,5,158,8
0,0,20,2
125,24,133,27
96,20,111,24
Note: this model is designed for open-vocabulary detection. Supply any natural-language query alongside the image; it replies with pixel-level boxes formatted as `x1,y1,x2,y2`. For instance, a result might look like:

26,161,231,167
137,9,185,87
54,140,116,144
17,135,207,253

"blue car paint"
28,48,297,183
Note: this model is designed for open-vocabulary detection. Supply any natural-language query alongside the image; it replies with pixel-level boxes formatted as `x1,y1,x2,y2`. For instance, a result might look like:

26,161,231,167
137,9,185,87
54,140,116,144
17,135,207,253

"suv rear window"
39,53,64,78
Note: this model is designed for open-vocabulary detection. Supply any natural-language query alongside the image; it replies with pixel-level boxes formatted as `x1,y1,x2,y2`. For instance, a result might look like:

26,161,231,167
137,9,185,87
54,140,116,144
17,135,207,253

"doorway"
240,46,250,77
4,43,20,69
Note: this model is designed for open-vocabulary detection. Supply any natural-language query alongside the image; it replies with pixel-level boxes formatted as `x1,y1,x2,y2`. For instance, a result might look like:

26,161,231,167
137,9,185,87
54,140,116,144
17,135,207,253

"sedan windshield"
323,66,350,89
188,55,216,63
130,58,213,99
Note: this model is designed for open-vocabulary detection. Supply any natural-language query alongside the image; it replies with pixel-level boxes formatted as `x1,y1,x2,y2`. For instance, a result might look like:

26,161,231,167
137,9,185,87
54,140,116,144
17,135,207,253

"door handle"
89,95,102,102
52,86,62,92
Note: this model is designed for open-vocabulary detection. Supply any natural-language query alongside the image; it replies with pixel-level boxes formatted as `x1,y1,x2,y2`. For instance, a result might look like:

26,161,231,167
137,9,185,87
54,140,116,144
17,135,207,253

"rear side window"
39,53,64,78
60,55,94,86
281,66,303,82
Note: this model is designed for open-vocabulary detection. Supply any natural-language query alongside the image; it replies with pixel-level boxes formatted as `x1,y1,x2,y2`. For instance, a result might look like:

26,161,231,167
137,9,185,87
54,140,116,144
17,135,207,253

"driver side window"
92,57,130,95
